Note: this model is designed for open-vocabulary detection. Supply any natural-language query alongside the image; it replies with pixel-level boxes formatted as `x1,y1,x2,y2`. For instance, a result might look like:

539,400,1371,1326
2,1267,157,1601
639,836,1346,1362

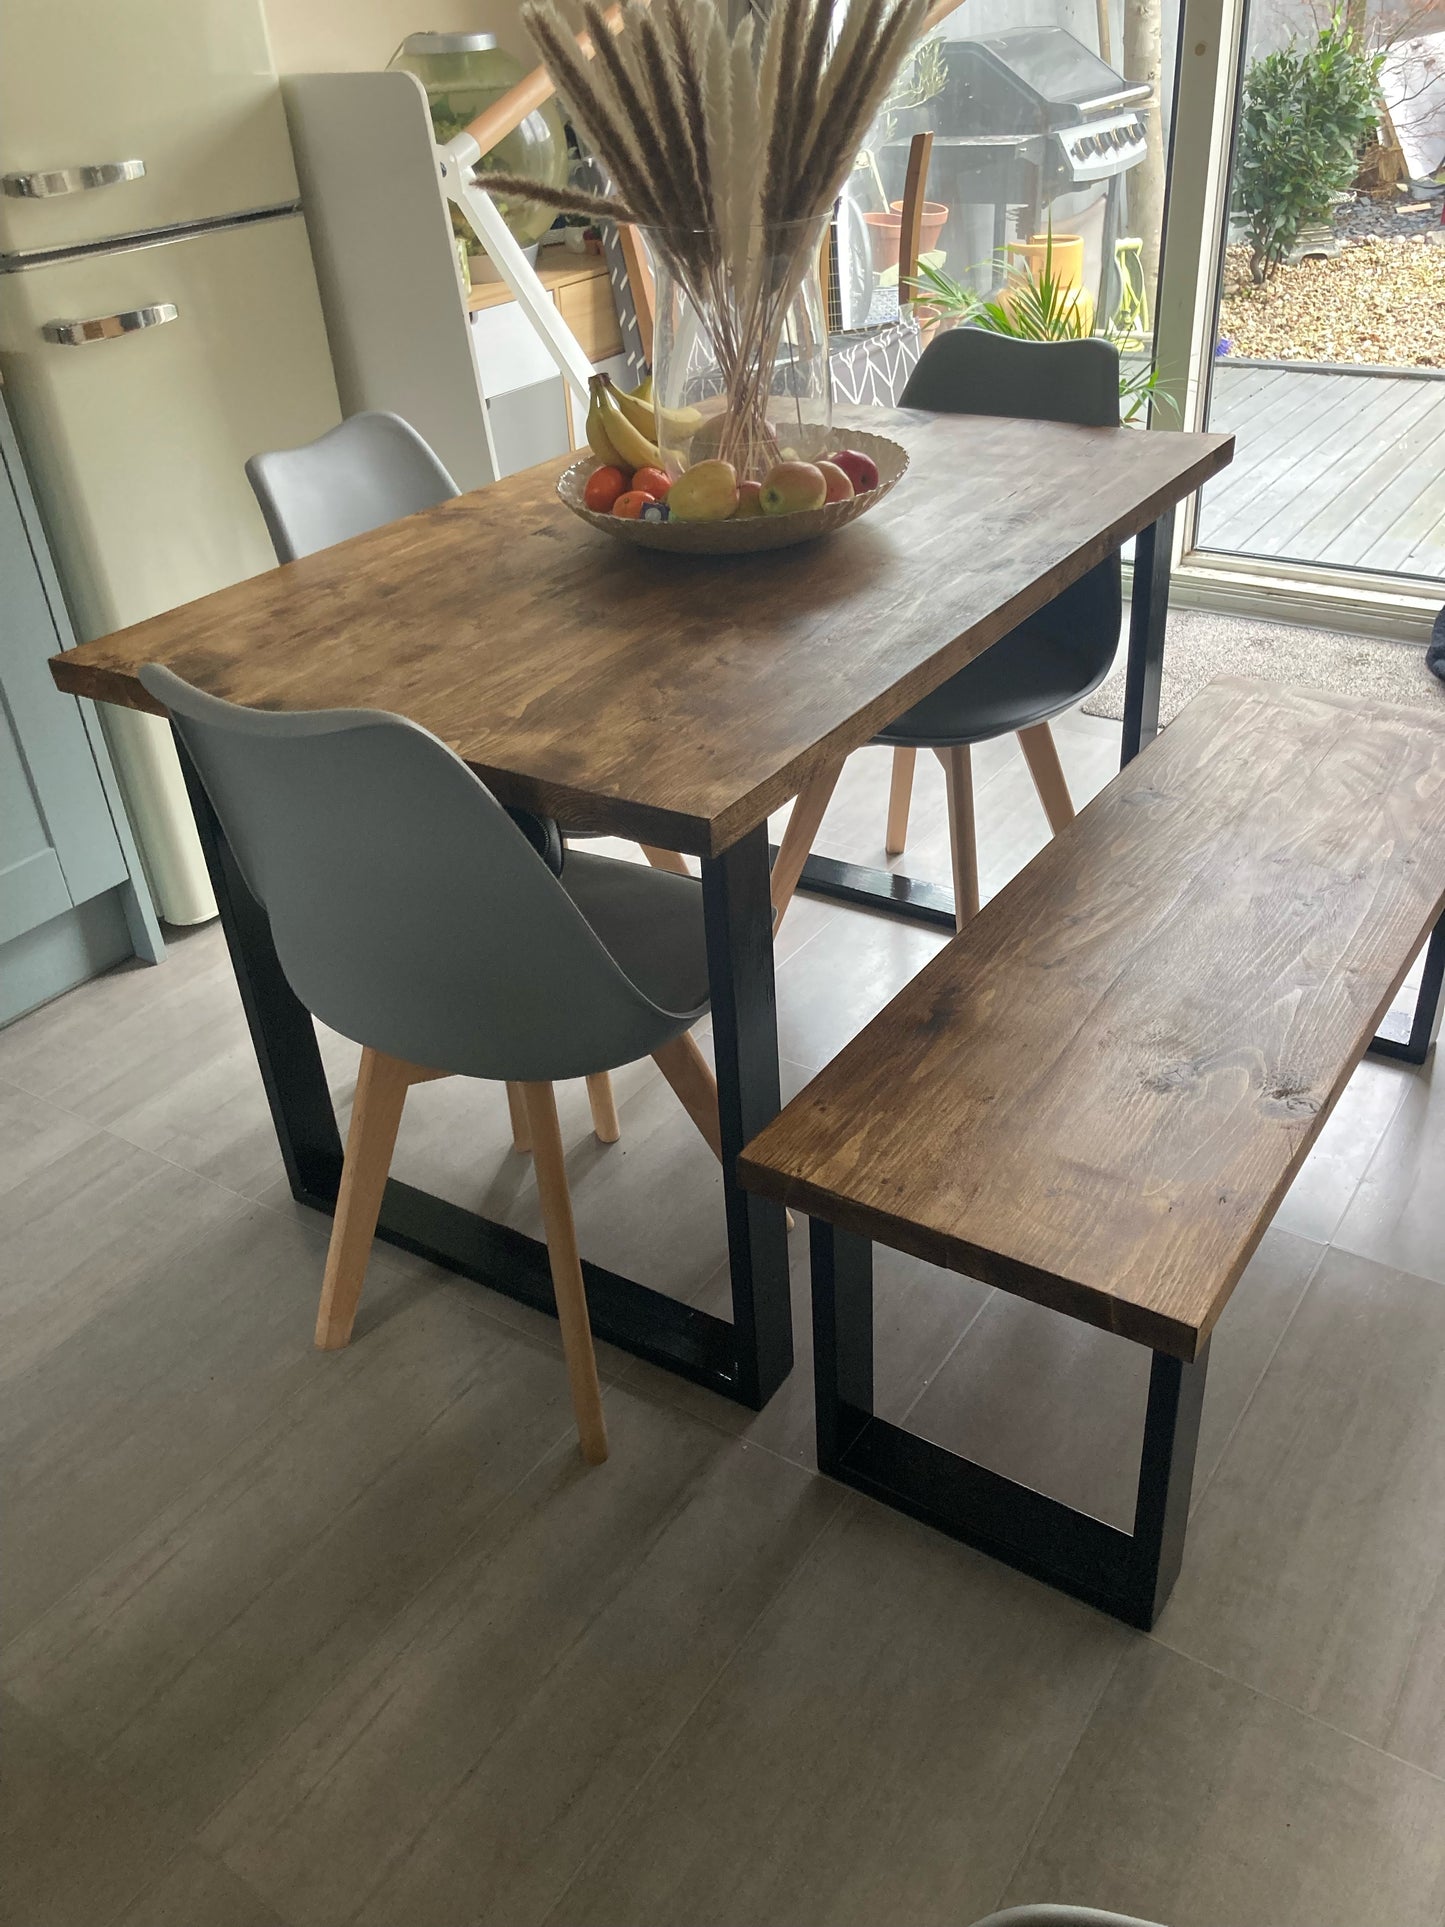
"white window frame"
1144,0,1440,640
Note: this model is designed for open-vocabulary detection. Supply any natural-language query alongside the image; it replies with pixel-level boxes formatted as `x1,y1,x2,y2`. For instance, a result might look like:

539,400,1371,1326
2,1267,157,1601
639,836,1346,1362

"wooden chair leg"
885,746,916,856
1017,721,1076,836
505,1081,531,1153
652,1030,723,1159
520,1081,609,1464
641,845,691,875
586,1071,621,1143
315,1048,414,1351
770,759,844,932
653,1031,796,1230
937,745,980,929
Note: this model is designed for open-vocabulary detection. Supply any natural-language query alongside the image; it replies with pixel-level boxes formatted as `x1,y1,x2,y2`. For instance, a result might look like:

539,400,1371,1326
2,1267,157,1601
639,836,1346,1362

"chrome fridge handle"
41,304,178,346
3,159,147,199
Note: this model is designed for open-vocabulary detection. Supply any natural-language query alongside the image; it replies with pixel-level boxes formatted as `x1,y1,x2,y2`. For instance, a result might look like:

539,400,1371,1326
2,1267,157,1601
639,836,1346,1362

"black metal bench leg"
809,1218,1210,1629
1368,909,1445,1066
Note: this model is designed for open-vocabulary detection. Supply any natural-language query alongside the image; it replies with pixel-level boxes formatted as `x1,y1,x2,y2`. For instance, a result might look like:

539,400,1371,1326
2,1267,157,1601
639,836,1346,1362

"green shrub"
1234,17,1382,283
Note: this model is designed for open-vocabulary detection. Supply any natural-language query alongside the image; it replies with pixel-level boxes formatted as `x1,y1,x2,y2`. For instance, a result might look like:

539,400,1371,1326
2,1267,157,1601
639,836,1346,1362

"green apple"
759,460,827,515
668,459,739,522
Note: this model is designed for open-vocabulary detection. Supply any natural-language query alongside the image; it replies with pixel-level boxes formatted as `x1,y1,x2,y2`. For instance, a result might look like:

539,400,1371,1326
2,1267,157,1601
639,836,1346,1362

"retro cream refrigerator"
0,0,340,922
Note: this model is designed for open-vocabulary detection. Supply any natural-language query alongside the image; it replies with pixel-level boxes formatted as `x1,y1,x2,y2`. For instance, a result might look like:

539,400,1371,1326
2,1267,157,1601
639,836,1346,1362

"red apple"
824,448,880,494
816,460,855,504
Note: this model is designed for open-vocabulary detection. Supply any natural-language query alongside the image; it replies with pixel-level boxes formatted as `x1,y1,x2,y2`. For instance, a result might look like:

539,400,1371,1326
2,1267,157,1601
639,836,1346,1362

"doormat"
1082,608,1444,726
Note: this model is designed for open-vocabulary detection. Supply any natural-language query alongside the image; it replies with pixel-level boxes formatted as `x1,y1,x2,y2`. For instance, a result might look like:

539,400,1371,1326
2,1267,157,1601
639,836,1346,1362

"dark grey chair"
141,664,726,1466
770,330,1123,930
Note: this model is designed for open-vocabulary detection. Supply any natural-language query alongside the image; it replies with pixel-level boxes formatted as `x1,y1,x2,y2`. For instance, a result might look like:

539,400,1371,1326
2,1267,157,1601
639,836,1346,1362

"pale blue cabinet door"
0,415,129,947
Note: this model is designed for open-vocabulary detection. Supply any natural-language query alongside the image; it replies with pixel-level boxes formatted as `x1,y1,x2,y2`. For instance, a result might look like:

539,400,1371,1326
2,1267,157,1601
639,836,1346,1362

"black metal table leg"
179,732,790,1406
1368,910,1445,1066
1121,507,1175,769
702,826,795,1408
810,1218,1210,1629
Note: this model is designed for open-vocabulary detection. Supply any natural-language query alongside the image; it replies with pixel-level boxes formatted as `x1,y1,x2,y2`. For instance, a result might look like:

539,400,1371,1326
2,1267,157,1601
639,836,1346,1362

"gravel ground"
1219,232,1445,366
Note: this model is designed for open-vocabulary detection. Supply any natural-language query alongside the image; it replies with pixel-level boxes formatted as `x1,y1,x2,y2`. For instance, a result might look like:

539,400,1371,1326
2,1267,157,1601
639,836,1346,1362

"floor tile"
3,1279,590,1827
1273,1055,1412,1245
1004,1641,1445,1927
0,1692,192,1927
115,1848,286,1927
0,1129,250,1382
0,1080,96,1202
1154,1247,1445,1774
1334,1060,1445,1282
205,1395,830,1927
1,1203,432,1639
905,1229,1322,1529
549,1496,1129,1927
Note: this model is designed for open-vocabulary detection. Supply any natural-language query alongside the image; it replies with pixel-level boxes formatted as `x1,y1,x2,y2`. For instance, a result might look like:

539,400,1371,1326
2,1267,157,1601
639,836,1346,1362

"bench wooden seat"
739,678,1445,1625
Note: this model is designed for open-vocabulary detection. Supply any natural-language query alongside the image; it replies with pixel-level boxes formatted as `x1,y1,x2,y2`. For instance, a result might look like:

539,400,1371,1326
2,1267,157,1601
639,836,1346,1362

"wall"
261,0,533,75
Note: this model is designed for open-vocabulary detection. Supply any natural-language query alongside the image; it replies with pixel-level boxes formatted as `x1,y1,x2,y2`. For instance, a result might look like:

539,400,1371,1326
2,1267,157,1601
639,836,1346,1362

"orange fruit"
583,464,630,512
631,465,672,499
612,489,658,519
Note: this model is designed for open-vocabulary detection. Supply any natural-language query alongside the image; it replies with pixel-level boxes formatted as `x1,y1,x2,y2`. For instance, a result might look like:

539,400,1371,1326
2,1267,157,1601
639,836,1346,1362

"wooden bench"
739,678,1445,1627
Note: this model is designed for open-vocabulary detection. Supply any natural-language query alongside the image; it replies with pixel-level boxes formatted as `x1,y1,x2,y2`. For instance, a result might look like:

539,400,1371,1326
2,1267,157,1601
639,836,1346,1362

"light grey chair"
141,664,726,1466
770,330,1123,930
245,409,692,1148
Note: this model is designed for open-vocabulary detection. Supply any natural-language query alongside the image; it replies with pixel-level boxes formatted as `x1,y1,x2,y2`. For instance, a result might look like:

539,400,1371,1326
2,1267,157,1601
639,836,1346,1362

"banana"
628,373,654,404
612,380,705,443
586,379,627,468
590,375,663,470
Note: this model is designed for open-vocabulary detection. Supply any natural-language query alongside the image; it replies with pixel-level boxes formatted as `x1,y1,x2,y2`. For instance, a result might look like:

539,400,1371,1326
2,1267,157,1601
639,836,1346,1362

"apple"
823,448,880,494
816,460,855,504
759,460,828,515
734,480,765,518
668,458,739,522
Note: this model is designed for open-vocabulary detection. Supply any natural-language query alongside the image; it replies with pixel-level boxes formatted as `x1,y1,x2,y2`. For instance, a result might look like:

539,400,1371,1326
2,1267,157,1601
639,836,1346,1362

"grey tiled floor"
5,712,1445,1927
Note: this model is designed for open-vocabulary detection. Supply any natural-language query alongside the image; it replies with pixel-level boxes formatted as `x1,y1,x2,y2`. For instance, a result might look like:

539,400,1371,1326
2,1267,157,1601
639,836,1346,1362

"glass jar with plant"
1232,15,1382,285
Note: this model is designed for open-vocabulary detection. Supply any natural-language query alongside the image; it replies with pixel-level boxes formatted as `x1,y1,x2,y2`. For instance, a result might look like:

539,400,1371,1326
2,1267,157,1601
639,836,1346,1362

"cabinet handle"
41,304,178,346
3,159,147,199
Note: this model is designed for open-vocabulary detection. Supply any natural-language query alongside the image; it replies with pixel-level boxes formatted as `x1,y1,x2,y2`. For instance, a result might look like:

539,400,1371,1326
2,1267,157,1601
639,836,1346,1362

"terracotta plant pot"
863,201,949,276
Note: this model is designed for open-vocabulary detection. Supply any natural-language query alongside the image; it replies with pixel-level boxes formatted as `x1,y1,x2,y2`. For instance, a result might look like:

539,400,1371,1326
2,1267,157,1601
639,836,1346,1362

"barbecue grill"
881,26,1152,318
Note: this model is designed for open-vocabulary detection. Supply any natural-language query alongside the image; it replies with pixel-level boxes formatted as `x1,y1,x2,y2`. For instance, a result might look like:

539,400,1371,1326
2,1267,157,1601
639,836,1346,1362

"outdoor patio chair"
139,664,726,1467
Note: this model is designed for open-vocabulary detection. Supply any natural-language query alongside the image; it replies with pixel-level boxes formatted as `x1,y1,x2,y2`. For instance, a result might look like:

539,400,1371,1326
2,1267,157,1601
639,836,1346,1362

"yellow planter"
1005,232,1095,335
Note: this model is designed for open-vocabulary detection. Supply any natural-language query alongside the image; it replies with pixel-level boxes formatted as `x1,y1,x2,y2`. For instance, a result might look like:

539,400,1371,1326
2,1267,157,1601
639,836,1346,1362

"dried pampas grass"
484,0,927,469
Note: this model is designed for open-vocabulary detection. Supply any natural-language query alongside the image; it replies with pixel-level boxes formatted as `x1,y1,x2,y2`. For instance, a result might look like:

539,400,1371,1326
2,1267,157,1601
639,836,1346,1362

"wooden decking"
1198,361,1445,582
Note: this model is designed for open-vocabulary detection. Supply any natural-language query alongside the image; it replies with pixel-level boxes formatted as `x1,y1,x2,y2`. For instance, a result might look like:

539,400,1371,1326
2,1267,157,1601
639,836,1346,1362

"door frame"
1144,0,1442,639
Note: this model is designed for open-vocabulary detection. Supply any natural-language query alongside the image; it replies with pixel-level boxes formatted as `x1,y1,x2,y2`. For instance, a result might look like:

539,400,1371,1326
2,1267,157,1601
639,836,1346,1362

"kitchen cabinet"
0,394,161,1026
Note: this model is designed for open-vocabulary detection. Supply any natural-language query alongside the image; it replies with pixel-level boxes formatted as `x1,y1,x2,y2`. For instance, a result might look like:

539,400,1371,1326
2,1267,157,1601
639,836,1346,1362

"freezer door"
0,0,299,257
0,214,339,923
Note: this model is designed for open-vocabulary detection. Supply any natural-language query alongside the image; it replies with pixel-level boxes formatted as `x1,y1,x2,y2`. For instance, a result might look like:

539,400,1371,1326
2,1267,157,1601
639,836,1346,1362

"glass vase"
646,218,833,482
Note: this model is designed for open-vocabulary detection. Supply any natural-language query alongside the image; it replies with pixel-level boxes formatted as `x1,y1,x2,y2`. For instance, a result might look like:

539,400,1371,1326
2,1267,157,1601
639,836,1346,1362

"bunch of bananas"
585,373,704,472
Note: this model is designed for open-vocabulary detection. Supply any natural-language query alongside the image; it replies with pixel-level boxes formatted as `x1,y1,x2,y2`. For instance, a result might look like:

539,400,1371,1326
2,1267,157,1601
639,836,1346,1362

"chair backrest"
900,329,1121,426
901,330,1122,672
140,666,693,1083
245,411,458,564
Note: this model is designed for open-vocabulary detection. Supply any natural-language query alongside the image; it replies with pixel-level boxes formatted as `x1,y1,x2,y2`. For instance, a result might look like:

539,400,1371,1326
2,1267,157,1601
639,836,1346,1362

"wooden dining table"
51,404,1236,1413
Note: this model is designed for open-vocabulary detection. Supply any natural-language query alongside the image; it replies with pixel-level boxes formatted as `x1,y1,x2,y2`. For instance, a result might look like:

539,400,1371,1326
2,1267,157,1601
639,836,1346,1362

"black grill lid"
957,26,1142,113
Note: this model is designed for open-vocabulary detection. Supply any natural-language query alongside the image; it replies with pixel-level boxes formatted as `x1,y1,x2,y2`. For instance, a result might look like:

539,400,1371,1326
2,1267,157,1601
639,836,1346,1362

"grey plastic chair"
770,330,1123,931
245,410,692,1130
141,664,725,1466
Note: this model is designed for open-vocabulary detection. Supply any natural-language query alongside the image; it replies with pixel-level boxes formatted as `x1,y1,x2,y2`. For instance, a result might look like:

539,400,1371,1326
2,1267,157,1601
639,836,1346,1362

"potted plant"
855,34,950,273
1233,14,1382,284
